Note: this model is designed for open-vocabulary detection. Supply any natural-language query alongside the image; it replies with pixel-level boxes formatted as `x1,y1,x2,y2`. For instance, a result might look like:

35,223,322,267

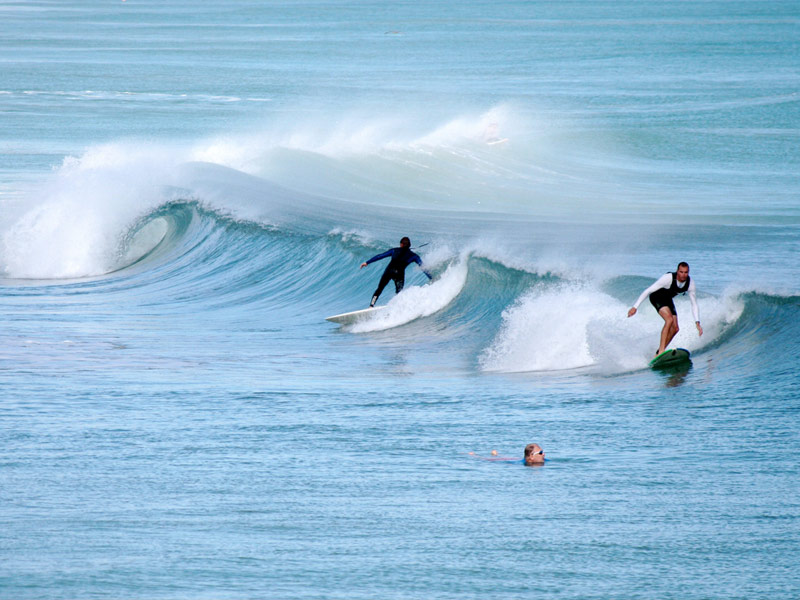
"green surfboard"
650,348,691,368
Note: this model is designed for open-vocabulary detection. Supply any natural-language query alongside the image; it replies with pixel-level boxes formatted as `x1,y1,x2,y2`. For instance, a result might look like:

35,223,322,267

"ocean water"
2,1,799,598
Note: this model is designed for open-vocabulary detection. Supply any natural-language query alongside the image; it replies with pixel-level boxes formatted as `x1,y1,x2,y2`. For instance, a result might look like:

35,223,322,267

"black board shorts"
649,289,676,315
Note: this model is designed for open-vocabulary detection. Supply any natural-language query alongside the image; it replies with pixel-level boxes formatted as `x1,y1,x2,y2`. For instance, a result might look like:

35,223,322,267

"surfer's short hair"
677,261,689,270
400,237,411,247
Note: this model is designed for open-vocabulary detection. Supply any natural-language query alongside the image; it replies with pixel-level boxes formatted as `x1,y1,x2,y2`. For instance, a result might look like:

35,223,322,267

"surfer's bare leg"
657,306,679,354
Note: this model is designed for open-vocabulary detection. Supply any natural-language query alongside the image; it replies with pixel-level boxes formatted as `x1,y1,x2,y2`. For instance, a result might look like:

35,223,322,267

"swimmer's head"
400,237,411,248
524,443,545,465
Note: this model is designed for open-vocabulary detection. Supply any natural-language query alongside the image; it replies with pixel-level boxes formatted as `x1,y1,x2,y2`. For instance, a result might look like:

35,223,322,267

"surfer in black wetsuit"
360,237,432,307
627,262,703,355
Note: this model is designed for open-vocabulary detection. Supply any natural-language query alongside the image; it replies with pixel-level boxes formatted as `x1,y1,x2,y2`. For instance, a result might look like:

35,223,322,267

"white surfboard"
325,306,386,325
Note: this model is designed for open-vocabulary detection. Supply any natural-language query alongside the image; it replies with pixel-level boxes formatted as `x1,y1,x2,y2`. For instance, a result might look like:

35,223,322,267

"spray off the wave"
0,103,690,279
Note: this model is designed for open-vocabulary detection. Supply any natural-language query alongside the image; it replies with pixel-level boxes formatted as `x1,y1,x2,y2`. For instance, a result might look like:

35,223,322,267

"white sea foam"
348,259,468,333
0,106,530,278
1,143,182,278
186,104,520,170
0,103,685,279
480,282,745,374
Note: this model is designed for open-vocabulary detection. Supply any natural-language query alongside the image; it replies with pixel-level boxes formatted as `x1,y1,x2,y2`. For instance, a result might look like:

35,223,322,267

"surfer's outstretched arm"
628,273,671,316
410,252,433,280
687,281,703,336
418,263,433,280
361,249,393,269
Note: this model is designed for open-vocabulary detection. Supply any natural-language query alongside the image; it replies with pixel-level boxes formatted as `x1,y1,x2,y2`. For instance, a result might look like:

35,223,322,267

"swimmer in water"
523,443,545,465
469,443,546,466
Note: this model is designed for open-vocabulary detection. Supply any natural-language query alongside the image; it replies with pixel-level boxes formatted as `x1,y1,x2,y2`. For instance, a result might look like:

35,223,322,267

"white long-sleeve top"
633,273,700,322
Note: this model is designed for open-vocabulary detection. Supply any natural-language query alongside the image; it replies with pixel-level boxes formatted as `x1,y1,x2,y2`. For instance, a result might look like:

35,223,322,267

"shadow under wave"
110,201,197,274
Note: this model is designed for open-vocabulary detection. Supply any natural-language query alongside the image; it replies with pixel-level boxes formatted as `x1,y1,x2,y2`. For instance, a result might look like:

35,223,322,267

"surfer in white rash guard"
627,262,703,355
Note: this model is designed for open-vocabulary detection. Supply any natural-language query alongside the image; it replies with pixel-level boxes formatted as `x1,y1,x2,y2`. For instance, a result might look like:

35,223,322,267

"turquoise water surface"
1,1,799,598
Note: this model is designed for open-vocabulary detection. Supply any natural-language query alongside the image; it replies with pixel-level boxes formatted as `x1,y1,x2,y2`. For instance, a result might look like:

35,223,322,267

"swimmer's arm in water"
468,451,518,462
